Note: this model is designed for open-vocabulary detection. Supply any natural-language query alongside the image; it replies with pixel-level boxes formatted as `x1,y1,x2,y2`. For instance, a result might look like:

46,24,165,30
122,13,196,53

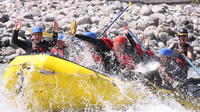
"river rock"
140,5,153,16
0,46,15,56
77,16,92,25
150,13,167,26
151,5,167,14
158,42,165,49
157,32,169,43
0,14,9,23
1,37,10,47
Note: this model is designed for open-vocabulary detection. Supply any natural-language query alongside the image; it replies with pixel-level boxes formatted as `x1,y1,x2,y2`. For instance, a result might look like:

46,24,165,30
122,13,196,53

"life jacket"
32,42,47,53
51,47,64,57
176,58,188,69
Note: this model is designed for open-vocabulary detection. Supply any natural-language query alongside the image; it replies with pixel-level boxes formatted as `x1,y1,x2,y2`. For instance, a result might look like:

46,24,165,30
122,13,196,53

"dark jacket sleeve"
125,33,136,47
12,30,32,52
46,32,58,47
75,34,108,50
75,34,99,45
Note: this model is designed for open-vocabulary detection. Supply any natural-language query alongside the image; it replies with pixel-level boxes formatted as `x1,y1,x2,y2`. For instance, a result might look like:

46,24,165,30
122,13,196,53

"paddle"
181,53,200,77
97,2,132,39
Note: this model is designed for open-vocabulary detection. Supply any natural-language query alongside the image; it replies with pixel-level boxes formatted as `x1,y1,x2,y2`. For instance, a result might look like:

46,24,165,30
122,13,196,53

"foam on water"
0,64,25,112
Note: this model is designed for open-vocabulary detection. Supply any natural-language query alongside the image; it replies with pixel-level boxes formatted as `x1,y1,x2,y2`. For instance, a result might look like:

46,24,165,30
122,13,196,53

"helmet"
57,33,64,40
32,26,43,34
114,36,128,45
84,32,96,39
102,37,113,49
159,48,172,56
177,28,188,37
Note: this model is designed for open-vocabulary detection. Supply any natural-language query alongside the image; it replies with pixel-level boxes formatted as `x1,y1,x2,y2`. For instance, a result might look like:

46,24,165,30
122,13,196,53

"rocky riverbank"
0,0,200,66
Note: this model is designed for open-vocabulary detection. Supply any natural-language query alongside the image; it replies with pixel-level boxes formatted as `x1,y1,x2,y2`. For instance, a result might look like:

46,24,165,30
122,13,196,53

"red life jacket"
176,58,188,69
51,47,64,57
135,43,155,57
118,54,134,69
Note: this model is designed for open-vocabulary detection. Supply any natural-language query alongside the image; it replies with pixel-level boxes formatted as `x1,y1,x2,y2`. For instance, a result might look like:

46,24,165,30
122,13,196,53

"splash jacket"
75,34,120,72
12,30,58,54
124,33,144,64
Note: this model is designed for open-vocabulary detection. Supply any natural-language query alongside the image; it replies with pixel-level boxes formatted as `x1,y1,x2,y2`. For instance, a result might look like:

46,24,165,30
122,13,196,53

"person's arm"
47,20,59,47
47,31,58,47
12,20,31,52
187,46,193,60
75,34,105,48
167,43,174,50
125,32,136,47
125,32,146,56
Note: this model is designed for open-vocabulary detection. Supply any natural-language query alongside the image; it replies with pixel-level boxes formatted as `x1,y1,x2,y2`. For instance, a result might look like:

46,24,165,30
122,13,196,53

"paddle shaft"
97,4,130,38
181,53,200,76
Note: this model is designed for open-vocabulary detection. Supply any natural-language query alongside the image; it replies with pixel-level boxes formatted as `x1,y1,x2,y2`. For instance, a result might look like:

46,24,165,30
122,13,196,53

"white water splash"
133,61,160,74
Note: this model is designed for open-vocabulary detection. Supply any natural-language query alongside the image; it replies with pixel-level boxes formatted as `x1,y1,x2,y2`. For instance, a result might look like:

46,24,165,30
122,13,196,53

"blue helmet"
32,26,43,34
84,32,96,39
159,48,173,56
58,33,64,40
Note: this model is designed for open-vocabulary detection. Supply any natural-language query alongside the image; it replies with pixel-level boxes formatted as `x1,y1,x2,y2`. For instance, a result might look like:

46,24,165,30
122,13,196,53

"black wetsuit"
12,30,58,54
124,33,161,84
75,34,120,73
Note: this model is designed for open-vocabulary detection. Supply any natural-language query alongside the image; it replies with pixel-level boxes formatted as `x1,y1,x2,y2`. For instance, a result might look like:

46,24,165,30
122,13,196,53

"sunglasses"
178,35,188,38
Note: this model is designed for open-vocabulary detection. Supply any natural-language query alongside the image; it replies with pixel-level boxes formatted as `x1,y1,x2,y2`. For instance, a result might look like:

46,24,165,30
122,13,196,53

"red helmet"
102,37,113,49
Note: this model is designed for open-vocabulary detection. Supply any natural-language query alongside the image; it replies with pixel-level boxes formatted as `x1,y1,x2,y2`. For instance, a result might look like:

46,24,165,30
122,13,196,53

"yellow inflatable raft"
3,54,140,111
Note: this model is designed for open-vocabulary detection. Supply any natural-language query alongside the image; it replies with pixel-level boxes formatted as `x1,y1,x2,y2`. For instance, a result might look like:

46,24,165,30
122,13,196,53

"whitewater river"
0,64,199,112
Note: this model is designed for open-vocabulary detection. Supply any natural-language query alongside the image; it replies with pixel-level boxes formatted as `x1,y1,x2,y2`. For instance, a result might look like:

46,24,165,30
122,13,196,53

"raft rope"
10,63,114,83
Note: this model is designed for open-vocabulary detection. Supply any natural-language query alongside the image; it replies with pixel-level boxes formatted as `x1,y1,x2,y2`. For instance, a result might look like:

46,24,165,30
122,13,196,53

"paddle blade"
71,20,77,34
128,2,132,6
42,32,53,38
26,29,32,35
